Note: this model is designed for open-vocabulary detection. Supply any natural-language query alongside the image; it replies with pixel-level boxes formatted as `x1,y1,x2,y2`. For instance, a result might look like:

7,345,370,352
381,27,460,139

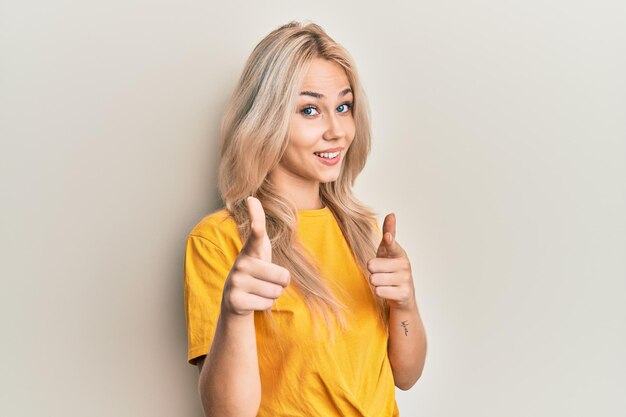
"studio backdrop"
1,1,624,416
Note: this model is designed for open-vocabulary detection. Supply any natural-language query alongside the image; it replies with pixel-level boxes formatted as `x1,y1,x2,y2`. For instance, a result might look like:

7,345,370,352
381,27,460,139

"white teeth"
315,151,340,159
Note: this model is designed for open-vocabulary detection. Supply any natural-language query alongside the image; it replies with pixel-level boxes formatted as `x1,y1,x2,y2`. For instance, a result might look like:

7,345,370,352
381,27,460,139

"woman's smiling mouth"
313,149,342,165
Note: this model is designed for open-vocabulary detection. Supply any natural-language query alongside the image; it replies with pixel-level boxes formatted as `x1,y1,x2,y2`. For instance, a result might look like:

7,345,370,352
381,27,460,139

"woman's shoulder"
188,208,241,249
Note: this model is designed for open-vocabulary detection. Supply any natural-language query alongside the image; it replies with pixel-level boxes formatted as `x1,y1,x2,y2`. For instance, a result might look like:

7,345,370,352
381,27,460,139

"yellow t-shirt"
184,206,399,417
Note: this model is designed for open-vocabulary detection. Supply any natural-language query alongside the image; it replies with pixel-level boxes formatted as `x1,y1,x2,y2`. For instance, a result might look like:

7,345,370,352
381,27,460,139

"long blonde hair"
218,21,388,333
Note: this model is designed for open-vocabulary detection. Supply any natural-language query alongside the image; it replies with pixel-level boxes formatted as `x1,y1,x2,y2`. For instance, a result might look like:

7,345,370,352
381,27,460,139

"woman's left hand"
367,213,417,311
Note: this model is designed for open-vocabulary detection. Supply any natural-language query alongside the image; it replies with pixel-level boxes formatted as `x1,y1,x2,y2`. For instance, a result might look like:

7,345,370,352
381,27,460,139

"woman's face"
274,58,356,186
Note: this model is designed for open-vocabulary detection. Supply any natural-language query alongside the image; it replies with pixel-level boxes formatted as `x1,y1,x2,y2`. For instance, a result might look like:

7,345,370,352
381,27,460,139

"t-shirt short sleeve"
184,234,233,365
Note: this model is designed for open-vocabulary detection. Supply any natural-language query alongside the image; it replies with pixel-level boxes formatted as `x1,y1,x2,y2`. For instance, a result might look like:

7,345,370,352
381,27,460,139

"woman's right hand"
221,196,291,316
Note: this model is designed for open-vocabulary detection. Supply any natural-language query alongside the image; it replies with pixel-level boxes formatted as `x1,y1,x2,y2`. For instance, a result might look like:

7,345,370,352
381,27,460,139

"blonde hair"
218,21,388,334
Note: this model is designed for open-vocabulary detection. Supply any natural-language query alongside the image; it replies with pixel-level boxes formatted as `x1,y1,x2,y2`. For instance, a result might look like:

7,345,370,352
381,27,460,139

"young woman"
184,21,427,417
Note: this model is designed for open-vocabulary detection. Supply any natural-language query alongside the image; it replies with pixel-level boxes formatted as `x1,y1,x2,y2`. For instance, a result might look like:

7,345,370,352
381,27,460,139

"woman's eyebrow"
299,88,353,99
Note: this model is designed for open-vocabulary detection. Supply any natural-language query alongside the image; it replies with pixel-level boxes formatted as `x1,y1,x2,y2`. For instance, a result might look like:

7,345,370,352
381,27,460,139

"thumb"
376,213,404,258
242,196,269,260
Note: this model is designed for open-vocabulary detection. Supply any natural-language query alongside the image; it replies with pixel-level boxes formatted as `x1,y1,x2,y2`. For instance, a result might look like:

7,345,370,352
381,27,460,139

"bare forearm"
198,309,261,417
387,300,427,390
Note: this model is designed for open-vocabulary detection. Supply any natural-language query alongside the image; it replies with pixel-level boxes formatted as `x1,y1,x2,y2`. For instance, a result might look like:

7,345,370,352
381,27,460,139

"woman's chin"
318,168,343,184
319,174,340,184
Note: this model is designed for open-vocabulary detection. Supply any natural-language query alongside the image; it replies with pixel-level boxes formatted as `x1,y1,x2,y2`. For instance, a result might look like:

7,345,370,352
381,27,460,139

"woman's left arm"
367,213,428,390
386,297,427,390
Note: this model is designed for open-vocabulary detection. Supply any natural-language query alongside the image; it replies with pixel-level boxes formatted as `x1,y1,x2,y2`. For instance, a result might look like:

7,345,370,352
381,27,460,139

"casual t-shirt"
184,206,399,417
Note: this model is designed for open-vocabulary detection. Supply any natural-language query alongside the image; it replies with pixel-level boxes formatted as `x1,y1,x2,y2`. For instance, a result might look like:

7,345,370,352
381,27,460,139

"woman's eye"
336,102,352,113
301,106,319,116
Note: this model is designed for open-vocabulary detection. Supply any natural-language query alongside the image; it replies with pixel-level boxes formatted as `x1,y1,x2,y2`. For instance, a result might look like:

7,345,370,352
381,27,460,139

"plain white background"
1,1,625,416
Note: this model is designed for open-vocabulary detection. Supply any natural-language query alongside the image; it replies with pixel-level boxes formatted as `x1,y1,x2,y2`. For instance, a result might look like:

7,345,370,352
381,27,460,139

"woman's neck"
268,170,323,210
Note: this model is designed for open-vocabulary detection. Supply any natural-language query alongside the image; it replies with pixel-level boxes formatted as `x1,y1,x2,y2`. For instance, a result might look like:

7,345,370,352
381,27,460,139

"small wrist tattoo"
401,320,409,336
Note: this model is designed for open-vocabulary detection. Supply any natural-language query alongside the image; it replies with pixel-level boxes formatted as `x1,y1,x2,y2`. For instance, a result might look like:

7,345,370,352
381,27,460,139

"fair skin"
196,58,426,416
268,58,356,209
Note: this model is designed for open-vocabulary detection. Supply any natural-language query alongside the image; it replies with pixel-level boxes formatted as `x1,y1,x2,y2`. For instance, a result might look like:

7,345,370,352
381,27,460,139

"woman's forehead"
298,59,351,96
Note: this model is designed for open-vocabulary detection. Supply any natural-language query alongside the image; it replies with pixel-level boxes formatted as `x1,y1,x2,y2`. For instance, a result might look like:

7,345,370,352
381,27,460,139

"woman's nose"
322,113,345,141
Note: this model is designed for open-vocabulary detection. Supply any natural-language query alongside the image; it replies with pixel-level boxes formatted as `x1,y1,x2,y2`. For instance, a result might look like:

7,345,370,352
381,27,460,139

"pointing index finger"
382,213,396,242
242,196,269,260
247,196,266,239
378,213,405,258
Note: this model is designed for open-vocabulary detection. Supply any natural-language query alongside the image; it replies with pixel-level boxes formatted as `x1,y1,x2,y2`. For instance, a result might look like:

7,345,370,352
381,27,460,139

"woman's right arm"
196,196,289,417
197,309,260,417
